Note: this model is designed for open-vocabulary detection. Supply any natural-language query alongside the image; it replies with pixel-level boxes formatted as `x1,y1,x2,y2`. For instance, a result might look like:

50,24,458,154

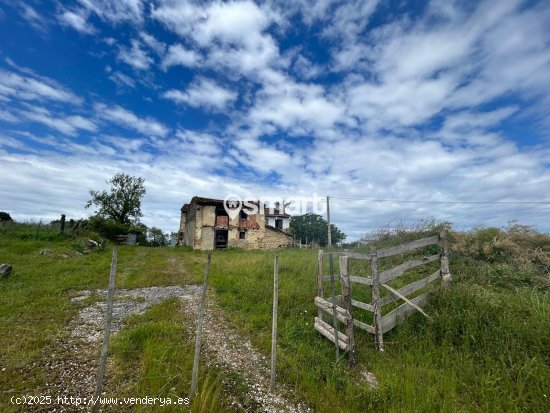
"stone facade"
179,197,294,251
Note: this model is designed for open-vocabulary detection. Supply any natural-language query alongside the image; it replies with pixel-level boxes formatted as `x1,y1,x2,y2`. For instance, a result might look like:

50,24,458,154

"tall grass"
1,222,549,412
177,225,550,412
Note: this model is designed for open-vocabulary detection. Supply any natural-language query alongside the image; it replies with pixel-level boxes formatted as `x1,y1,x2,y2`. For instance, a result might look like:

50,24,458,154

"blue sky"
1,0,550,238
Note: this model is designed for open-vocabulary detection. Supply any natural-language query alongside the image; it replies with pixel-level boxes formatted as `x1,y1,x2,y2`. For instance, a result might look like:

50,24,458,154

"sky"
1,0,550,239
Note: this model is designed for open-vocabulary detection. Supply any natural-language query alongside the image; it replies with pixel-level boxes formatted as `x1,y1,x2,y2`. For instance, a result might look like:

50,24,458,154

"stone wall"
200,227,215,250
179,210,186,233
261,227,294,249
180,201,293,250
183,204,197,248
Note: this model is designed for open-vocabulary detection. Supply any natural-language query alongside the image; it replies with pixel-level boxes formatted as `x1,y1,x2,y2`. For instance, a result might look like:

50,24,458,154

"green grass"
1,222,549,412
178,247,549,412
106,298,231,412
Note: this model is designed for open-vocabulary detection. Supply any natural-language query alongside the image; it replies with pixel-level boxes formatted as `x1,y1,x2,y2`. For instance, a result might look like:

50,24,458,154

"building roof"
266,225,294,236
265,210,291,218
181,196,292,216
191,196,225,206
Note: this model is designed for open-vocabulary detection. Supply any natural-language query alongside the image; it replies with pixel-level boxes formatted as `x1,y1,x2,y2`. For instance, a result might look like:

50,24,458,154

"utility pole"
326,196,332,248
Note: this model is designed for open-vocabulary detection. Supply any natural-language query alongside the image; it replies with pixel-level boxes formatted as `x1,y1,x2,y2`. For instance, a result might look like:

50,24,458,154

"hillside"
0,222,549,412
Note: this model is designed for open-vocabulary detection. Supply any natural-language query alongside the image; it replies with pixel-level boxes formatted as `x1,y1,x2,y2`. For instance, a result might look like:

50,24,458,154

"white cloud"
163,78,237,111
58,9,96,34
247,76,345,132
107,70,136,89
75,0,145,24
0,109,18,122
153,0,282,76
161,44,200,70
0,68,81,104
140,32,166,55
117,39,153,70
94,103,169,137
19,106,97,136
191,1,276,46
19,4,48,33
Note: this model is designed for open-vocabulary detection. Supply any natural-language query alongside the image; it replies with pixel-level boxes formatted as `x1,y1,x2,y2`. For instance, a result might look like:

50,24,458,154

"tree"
289,213,346,246
86,173,146,225
0,212,13,222
148,227,168,247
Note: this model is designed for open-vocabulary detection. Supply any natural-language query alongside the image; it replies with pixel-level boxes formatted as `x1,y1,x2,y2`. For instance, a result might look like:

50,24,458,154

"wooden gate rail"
314,226,451,355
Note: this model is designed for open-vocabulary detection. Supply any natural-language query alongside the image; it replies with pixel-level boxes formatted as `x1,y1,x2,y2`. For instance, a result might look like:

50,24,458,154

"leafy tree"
289,213,346,246
148,227,168,247
0,212,13,222
86,173,146,225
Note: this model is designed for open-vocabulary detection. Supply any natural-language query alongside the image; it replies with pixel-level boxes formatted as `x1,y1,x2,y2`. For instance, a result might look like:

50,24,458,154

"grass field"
0,222,549,412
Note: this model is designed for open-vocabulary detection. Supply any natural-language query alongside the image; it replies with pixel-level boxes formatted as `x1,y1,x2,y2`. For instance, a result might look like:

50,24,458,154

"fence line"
189,253,211,401
92,246,118,413
314,227,450,356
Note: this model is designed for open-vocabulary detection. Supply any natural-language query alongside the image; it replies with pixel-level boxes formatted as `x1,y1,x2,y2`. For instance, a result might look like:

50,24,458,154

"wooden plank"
351,299,374,312
340,255,356,364
348,252,372,260
439,226,451,287
314,317,349,351
379,254,439,284
323,251,372,260
381,283,431,319
323,274,340,281
327,294,343,305
376,235,440,258
381,292,429,334
314,296,351,324
315,317,349,343
317,250,324,320
380,270,441,306
353,319,375,334
327,252,340,360
322,251,347,257
349,275,373,285
371,250,384,351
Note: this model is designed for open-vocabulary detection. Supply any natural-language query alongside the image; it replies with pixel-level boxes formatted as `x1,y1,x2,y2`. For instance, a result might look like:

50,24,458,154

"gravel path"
31,284,309,412
30,286,199,413
181,292,311,413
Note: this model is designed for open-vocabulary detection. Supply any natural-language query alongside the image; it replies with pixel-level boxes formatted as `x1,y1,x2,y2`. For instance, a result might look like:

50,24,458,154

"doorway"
215,229,228,249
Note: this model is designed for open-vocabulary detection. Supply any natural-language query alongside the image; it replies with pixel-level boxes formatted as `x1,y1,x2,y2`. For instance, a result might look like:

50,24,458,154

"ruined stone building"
179,196,294,250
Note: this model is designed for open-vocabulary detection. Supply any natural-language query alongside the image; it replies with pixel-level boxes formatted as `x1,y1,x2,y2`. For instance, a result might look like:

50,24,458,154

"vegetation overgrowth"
0,220,548,412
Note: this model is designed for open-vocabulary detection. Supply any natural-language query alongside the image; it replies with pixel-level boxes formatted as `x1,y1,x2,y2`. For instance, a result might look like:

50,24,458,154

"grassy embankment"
0,221,549,412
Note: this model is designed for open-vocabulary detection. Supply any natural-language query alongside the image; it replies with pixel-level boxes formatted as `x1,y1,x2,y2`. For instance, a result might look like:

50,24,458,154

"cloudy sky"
1,0,550,238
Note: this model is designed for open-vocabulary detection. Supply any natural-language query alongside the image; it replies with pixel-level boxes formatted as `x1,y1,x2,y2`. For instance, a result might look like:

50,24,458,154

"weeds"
0,221,549,412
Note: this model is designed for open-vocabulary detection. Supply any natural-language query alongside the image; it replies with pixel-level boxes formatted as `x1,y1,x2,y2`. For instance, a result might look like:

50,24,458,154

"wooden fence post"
60,214,66,233
190,253,211,401
328,252,339,360
439,226,451,287
317,250,324,320
270,256,279,390
92,246,118,412
370,249,384,351
339,255,356,365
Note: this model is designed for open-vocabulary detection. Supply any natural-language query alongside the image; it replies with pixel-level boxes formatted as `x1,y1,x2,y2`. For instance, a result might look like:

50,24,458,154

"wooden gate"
314,227,450,356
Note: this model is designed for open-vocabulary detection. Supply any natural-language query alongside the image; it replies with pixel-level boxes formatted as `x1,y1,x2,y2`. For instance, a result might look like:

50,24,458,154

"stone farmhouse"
179,196,294,250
